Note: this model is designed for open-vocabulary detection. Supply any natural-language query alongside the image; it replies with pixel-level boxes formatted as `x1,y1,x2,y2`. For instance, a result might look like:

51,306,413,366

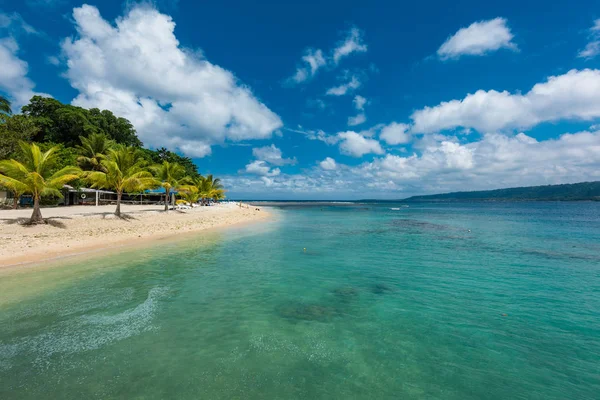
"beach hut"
61,185,117,206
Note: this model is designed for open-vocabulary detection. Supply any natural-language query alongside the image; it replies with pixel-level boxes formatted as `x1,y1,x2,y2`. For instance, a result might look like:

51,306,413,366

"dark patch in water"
371,283,396,295
521,249,600,262
332,286,360,300
340,228,390,236
277,303,337,322
390,219,453,233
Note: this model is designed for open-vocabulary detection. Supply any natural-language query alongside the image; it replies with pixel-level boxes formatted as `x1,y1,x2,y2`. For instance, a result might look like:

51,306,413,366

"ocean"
1,202,599,399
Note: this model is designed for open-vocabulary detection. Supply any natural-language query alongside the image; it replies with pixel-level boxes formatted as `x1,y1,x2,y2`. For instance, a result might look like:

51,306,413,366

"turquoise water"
1,202,600,399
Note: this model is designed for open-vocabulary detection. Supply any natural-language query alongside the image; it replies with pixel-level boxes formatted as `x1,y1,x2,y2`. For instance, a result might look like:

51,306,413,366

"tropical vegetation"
86,146,159,217
0,95,226,215
0,142,81,223
152,161,186,211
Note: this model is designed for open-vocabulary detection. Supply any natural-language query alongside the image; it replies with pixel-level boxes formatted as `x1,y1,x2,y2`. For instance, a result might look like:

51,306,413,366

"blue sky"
1,0,600,199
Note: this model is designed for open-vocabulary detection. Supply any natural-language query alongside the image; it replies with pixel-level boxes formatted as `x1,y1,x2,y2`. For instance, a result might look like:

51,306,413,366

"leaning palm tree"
76,133,115,171
0,95,11,116
151,161,187,211
86,146,158,217
0,142,81,223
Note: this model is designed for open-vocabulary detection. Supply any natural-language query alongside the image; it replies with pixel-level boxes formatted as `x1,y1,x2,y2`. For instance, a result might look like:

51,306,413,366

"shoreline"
0,203,271,269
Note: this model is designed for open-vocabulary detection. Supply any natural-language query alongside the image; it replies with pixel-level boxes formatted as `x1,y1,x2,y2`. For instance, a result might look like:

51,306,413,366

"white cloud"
411,69,600,134
245,160,281,176
348,113,366,126
437,17,517,60
61,4,282,157
337,130,384,157
353,95,367,110
380,122,411,145
0,38,48,108
0,11,39,36
578,19,600,59
326,75,361,96
288,48,326,83
252,144,296,166
333,27,367,64
319,157,337,170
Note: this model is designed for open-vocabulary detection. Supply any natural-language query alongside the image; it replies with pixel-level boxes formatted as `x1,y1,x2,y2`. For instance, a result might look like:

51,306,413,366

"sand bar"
0,203,269,268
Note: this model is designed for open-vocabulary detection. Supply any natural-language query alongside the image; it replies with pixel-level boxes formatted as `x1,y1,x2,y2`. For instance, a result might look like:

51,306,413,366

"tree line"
0,95,225,224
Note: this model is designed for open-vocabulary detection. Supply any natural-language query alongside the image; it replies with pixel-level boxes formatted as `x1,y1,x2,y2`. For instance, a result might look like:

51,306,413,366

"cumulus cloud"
578,19,600,59
319,157,337,170
348,113,366,126
252,144,296,166
244,160,281,176
411,69,600,134
337,130,384,157
437,17,517,60
0,38,48,108
288,48,326,83
380,122,411,145
333,27,367,64
61,4,282,157
353,95,367,110
227,129,600,197
287,27,367,85
326,75,361,96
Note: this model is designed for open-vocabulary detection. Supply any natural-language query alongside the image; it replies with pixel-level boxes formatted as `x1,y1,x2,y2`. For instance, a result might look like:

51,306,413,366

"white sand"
0,203,269,268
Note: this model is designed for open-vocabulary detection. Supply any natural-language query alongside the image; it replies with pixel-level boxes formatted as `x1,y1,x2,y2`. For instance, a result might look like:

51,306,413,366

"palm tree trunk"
12,193,18,209
115,191,122,217
164,189,170,211
30,196,44,224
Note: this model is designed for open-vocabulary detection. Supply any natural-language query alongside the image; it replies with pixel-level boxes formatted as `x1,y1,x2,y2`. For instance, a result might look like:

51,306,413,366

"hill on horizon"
402,181,600,202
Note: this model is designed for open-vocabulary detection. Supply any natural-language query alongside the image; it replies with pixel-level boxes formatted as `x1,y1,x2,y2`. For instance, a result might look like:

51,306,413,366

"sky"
1,0,600,199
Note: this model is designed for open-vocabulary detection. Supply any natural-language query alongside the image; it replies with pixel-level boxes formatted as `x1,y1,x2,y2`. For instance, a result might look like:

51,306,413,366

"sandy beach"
0,203,269,268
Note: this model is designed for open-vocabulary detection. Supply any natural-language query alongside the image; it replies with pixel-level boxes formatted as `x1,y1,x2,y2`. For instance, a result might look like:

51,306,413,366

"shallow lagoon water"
1,202,599,399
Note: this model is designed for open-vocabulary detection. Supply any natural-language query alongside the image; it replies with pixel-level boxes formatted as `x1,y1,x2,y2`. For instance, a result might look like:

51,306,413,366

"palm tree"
76,133,115,171
2,180,27,209
0,142,81,223
179,185,200,205
0,95,11,117
182,174,224,205
86,146,158,217
151,161,187,211
200,174,224,205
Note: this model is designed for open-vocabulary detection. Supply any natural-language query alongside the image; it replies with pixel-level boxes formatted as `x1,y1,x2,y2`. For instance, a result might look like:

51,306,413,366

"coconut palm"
182,174,224,205
201,174,224,204
179,185,200,205
0,95,11,117
151,161,187,211
86,146,158,217
76,133,115,171
3,180,27,209
0,142,81,223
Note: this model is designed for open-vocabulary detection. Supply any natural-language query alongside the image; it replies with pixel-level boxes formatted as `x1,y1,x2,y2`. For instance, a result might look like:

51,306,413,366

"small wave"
0,286,169,371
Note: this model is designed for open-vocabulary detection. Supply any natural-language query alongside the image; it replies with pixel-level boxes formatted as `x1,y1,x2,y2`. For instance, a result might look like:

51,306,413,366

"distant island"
401,181,600,202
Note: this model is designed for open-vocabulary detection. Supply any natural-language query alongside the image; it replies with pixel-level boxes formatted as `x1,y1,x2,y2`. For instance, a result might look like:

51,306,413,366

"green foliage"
140,147,200,179
21,96,142,147
181,174,225,203
151,161,188,210
0,115,40,159
404,181,600,202
86,145,159,216
76,133,115,171
0,142,81,223
0,95,11,117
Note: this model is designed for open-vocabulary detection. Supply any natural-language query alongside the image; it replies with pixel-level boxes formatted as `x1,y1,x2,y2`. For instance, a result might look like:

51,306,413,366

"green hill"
403,181,600,202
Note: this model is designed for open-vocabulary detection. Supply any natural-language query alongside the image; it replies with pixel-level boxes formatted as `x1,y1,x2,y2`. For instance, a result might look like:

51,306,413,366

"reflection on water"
1,203,600,399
